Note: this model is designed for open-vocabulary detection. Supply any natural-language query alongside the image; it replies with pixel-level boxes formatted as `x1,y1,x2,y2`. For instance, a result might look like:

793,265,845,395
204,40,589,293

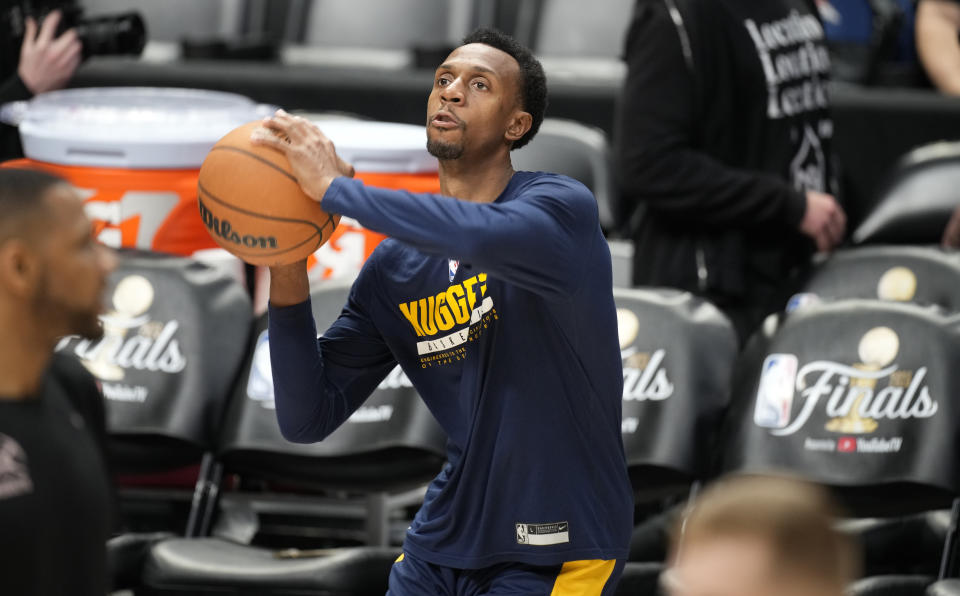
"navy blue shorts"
387,551,625,595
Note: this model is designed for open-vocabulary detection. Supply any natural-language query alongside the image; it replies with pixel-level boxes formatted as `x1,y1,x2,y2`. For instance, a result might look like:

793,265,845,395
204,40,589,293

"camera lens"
75,12,146,58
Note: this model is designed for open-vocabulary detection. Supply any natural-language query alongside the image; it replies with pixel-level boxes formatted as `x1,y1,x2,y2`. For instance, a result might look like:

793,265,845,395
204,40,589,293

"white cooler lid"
311,119,438,174
17,87,274,169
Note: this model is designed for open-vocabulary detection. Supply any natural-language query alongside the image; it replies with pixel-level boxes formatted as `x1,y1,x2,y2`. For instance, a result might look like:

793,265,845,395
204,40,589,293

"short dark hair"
0,168,65,242
462,27,547,150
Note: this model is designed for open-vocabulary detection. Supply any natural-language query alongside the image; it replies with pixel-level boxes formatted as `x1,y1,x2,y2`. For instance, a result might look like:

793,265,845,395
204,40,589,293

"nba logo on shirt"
754,354,798,429
516,524,528,544
449,259,460,282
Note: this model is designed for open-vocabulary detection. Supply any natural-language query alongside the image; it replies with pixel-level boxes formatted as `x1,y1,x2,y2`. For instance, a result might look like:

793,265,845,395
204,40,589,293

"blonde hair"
673,474,860,590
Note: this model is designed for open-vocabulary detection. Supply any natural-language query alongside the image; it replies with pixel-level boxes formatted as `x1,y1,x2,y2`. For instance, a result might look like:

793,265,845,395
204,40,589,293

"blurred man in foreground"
0,167,116,595
665,475,859,596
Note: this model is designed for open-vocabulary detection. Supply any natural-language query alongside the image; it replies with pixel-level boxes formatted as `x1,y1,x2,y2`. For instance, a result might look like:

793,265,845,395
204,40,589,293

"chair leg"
197,461,224,537
185,453,216,537
671,480,702,562
366,492,390,546
938,497,960,580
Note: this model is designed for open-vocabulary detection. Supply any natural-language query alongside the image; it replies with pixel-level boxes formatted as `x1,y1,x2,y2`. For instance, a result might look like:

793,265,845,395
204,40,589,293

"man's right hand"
18,11,82,95
799,190,846,253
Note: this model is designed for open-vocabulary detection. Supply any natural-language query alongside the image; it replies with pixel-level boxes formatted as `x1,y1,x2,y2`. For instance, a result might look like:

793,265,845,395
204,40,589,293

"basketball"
197,121,340,266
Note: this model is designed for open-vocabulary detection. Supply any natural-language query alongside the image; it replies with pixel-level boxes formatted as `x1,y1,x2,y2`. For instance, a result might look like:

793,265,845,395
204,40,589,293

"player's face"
33,184,116,340
426,43,528,160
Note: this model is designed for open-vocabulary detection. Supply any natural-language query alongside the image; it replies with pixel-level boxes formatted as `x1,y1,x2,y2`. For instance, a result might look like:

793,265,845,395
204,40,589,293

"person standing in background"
615,0,846,341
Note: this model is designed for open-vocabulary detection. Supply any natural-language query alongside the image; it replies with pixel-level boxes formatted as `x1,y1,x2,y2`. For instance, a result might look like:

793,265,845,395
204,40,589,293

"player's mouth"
430,110,462,130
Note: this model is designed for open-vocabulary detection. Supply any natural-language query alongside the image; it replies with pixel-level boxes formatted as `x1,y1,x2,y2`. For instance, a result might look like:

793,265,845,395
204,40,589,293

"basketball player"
663,475,858,596
0,168,116,595
254,28,633,595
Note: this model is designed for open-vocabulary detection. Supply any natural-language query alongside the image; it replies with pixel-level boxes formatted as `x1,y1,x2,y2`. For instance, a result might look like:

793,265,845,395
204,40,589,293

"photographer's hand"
17,10,82,95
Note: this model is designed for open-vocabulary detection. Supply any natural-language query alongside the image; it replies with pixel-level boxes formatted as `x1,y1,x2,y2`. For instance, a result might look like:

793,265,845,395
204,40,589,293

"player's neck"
0,306,53,399
438,154,515,204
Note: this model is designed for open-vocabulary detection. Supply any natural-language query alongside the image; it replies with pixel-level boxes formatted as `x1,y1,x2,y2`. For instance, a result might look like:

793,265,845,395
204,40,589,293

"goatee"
427,139,464,160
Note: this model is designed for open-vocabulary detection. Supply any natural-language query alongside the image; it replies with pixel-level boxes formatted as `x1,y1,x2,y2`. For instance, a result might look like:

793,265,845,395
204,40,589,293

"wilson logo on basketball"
198,196,278,250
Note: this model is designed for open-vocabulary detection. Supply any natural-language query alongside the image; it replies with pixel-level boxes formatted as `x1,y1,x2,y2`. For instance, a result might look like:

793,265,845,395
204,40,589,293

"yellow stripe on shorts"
395,553,405,563
550,559,617,595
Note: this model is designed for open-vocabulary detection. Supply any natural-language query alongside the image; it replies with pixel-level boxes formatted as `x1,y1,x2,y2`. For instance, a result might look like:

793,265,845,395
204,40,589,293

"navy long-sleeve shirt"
268,171,633,568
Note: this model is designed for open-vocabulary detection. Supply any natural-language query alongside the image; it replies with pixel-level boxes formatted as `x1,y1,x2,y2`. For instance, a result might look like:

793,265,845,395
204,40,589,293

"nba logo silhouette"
449,259,459,282
754,354,798,429
516,524,528,544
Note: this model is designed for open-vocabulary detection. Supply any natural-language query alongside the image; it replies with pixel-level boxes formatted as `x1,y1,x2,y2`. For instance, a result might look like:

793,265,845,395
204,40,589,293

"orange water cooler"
3,88,271,263
2,89,440,302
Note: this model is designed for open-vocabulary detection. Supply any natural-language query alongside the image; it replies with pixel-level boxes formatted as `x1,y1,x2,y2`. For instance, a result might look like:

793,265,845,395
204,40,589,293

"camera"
2,0,146,72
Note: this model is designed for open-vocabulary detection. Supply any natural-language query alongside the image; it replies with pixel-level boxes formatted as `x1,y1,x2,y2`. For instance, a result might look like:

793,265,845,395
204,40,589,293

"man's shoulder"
510,171,598,220
46,352,104,422
512,171,593,200
47,352,99,393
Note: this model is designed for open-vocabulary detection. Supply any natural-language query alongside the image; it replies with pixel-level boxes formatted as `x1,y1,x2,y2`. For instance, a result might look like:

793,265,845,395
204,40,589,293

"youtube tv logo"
838,437,857,453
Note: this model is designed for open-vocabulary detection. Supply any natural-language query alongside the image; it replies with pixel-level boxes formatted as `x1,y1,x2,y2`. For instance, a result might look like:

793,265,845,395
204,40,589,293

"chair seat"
928,579,960,595
846,575,934,596
108,531,175,591
840,511,949,576
143,537,399,594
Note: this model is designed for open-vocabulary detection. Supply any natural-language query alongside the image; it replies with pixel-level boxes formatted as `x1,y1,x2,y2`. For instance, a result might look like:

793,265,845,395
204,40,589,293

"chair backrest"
512,118,617,231
218,280,447,491
55,249,253,473
533,0,635,58
853,141,960,245
303,0,452,50
609,239,634,288
800,246,960,312
614,288,737,497
724,300,960,515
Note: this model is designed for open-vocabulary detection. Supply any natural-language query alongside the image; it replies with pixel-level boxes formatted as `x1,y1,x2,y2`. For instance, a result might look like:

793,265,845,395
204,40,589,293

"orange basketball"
197,121,340,266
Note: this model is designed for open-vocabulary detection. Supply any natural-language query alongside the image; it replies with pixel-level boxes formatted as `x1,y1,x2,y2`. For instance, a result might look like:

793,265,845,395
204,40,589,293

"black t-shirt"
0,353,112,596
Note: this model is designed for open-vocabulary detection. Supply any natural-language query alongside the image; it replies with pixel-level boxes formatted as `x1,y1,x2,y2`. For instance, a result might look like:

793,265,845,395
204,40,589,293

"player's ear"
505,111,532,144
0,239,40,297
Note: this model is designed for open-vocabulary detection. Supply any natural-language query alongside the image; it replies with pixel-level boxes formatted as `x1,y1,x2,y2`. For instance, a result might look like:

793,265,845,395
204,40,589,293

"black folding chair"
853,141,960,245
723,300,960,592
801,246,960,311
614,288,737,595
140,280,447,595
